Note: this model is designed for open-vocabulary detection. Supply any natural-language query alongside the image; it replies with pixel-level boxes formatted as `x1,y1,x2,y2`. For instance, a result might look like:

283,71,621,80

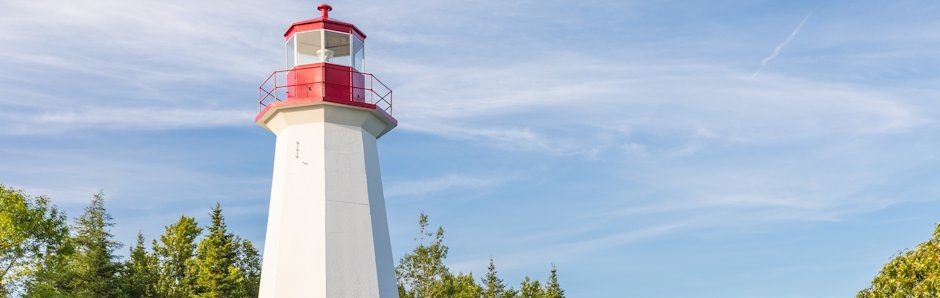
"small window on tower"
296,30,323,65
324,30,351,66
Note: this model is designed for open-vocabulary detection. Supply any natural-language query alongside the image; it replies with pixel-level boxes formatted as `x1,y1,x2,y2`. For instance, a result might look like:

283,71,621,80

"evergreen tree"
482,257,507,298
397,213,450,297
153,215,202,297
193,203,244,297
518,276,545,298
120,232,158,297
0,185,70,297
544,264,564,298
235,238,262,297
67,192,123,297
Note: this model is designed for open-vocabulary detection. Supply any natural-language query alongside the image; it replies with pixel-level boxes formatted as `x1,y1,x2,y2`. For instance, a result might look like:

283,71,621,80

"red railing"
258,64,393,115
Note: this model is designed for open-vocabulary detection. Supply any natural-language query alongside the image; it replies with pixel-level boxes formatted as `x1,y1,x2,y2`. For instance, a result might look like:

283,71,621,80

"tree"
120,232,158,297
858,222,940,297
0,185,70,297
235,238,262,297
544,264,564,298
66,191,123,297
397,213,450,297
441,272,483,298
193,203,244,297
153,215,202,297
518,276,544,298
482,257,505,298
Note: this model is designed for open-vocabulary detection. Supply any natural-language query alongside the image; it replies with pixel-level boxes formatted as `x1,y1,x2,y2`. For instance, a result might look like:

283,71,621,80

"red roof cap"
284,3,366,40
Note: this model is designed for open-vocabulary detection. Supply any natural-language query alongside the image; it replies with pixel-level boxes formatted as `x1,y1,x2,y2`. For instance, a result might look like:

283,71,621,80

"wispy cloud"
385,173,515,199
752,13,813,77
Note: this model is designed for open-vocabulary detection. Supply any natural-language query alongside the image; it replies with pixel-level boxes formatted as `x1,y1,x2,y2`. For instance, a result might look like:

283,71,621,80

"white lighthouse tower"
254,3,398,297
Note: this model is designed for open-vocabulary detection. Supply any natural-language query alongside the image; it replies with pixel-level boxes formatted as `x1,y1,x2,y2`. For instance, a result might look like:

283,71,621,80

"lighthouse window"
285,36,295,68
352,36,364,71
296,30,323,65
324,30,351,66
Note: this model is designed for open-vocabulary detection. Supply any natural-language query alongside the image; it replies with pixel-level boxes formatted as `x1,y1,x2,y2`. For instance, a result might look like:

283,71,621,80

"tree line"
1,184,563,297
395,213,564,298
0,185,260,297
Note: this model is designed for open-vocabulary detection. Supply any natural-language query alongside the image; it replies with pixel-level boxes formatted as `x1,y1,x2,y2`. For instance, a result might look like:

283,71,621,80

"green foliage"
441,272,483,298
519,276,545,298
396,213,564,298
397,213,451,297
1,186,263,297
235,239,261,297
193,203,245,297
119,232,158,297
544,264,564,298
64,192,123,297
153,215,202,297
483,257,507,298
0,185,70,297
858,223,940,297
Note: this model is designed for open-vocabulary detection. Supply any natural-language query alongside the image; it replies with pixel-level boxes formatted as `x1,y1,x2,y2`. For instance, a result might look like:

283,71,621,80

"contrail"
752,13,812,78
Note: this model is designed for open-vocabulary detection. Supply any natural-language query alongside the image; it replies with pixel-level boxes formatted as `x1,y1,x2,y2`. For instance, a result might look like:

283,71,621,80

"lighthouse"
254,3,398,297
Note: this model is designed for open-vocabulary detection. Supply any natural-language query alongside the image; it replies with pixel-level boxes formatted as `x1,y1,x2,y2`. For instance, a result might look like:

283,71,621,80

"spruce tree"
153,215,202,297
482,257,507,298
67,192,123,297
120,232,158,297
544,264,564,298
193,203,244,297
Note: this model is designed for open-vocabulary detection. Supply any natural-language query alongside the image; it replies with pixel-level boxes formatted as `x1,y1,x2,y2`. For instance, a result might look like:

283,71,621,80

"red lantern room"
257,3,393,122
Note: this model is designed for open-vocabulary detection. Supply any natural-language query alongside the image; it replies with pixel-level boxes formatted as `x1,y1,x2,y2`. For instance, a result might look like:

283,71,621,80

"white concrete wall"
257,103,397,297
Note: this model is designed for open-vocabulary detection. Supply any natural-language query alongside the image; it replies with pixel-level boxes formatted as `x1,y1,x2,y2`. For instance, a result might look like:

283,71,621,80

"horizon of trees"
1,184,564,297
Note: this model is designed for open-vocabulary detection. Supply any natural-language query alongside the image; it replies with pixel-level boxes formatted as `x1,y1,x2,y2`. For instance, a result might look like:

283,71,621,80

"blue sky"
2,0,940,296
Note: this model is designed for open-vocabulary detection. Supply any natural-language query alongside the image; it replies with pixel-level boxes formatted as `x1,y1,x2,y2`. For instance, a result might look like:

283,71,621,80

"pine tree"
67,192,123,297
544,264,564,298
396,213,450,297
482,257,507,298
193,203,244,297
120,232,158,297
153,215,202,297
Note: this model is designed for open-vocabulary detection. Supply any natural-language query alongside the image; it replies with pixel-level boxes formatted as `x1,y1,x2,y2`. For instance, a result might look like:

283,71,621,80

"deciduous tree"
858,223,940,297
0,185,70,297
396,213,450,297
153,215,202,297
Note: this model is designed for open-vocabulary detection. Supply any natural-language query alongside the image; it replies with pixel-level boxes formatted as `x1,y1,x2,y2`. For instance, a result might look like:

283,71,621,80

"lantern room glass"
285,36,295,68
295,30,322,65
352,36,364,71
324,31,351,66
287,30,361,69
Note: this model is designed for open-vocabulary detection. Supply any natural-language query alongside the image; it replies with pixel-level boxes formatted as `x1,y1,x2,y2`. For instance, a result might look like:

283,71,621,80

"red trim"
283,18,367,40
